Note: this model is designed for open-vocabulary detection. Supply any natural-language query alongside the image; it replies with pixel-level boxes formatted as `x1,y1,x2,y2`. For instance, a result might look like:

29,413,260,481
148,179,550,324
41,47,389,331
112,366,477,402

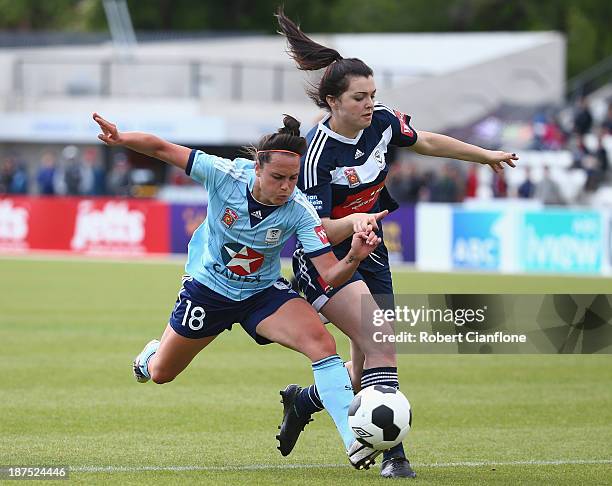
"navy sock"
361,367,407,461
294,384,324,417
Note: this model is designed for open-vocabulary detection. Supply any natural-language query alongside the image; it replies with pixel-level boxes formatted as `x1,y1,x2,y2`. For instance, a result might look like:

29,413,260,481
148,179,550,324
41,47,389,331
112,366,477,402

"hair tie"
256,149,301,157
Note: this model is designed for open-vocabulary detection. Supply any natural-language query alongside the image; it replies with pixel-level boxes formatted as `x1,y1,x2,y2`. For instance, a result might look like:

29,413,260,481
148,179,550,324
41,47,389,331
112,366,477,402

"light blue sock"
137,340,160,379
312,354,355,450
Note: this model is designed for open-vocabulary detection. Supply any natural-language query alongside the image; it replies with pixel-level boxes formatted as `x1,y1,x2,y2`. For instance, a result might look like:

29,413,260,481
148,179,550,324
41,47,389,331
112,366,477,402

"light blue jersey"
184,149,331,301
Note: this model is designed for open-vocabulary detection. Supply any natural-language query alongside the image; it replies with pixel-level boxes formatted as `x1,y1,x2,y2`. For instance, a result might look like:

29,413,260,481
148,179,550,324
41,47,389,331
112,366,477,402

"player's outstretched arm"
92,112,191,170
310,230,381,288
411,130,518,174
320,210,388,245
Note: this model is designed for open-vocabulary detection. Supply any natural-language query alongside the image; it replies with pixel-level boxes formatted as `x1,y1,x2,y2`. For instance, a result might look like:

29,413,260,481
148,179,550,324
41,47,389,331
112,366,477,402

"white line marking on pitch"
73,459,612,473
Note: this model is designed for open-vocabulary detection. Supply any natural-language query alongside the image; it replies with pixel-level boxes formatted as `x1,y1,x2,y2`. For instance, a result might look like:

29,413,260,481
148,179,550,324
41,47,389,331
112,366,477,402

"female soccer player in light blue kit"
92,112,386,470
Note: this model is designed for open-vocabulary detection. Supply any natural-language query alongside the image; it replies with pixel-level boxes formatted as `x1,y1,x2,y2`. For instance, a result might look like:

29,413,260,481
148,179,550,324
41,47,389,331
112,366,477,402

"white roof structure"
0,32,565,144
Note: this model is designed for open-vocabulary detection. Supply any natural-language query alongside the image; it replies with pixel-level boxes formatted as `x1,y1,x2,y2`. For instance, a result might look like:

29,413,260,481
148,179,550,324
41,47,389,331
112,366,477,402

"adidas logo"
354,149,364,159
251,210,262,219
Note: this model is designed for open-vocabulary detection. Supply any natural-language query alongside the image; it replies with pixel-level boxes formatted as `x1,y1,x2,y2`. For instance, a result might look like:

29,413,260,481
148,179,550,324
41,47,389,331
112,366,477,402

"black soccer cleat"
276,384,313,456
380,456,417,479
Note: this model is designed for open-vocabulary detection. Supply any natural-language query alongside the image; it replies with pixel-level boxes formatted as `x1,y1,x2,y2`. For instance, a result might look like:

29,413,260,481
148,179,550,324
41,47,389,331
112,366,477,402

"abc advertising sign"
451,209,503,270
521,210,603,273
0,196,169,255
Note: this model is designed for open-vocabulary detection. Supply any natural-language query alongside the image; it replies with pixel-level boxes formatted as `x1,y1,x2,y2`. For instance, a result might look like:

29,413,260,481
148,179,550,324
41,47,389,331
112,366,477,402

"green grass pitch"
1,257,611,485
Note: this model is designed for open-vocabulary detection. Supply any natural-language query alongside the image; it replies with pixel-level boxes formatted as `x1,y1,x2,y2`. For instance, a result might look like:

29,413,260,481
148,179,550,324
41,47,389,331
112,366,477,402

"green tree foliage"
0,0,610,78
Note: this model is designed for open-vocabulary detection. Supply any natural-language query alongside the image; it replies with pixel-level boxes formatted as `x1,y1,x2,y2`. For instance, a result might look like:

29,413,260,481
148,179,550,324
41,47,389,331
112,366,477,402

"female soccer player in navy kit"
92,112,386,470
275,11,518,479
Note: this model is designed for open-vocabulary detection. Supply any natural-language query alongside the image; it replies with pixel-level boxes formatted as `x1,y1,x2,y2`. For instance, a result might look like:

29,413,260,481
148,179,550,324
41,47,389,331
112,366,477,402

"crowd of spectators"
0,146,136,197
387,96,612,205
2,97,611,205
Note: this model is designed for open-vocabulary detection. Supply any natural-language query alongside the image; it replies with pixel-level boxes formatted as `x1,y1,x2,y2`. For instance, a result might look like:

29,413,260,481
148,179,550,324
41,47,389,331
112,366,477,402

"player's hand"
348,230,381,261
93,112,123,146
352,210,388,233
481,151,518,173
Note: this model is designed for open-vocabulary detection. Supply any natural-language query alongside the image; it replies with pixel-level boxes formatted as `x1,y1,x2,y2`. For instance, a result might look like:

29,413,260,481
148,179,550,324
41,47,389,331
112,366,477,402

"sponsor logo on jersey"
331,181,386,219
221,242,264,276
273,278,293,291
354,149,364,159
221,208,239,228
314,225,329,244
306,194,323,211
344,167,361,188
250,210,262,220
393,109,414,137
265,228,282,245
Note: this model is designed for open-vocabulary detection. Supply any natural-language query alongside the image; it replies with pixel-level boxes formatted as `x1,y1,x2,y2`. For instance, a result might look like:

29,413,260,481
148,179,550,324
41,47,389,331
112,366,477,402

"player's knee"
150,367,176,384
303,326,337,359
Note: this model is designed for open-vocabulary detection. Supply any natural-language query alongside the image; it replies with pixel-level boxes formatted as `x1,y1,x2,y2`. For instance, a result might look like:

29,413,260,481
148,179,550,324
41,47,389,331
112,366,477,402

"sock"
312,354,355,450
295,384,324,417
361,367,407,460
137,340,160,379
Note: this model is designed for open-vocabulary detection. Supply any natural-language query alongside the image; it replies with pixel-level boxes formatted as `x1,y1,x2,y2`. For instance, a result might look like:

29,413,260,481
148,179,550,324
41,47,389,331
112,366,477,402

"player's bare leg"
261,299,380,469
132,324,217,384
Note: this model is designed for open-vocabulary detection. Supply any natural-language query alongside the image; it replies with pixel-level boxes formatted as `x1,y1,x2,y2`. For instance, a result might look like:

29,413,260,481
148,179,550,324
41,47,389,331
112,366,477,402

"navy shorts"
292,247,395,312
169,275,301,344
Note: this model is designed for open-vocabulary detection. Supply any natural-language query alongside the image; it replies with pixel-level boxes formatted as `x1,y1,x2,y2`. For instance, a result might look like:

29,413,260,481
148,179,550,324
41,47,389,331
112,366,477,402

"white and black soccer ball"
348,385,412,451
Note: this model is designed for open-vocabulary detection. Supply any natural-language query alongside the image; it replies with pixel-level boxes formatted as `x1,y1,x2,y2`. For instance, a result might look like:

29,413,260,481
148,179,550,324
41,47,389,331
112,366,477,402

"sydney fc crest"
221,208,239,228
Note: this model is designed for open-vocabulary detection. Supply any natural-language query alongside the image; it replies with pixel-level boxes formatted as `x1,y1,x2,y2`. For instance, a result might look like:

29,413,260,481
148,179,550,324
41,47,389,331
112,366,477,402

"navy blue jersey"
298,102,417,272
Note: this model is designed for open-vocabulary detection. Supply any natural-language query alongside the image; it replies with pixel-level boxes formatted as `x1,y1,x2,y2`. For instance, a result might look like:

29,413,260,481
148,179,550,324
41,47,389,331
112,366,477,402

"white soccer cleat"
347,440,382,470
132,339,159,383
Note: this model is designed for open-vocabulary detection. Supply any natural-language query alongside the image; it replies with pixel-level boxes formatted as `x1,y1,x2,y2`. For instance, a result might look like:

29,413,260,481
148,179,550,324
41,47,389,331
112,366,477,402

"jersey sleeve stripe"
304,245,332,258
212,159,249,183
374,103,396,116
304,129,322,189
304,129,325,189
185,149,197,175
310,133,327,187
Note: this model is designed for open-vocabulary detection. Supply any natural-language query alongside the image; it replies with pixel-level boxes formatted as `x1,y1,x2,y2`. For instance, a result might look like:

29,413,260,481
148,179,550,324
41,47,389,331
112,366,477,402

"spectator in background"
571,135,591,169
517,167,536,198
492,170,507,198
465,164,478,198
595,128,609,176
602,101,612,134
107,152,132,196
431,163,459,202
9,159,29,194
0,156,16,193
37,151,57,195
386,162,424,203
81,147,106,195
573,96,593,136
536,166,563,205
60,145,84,195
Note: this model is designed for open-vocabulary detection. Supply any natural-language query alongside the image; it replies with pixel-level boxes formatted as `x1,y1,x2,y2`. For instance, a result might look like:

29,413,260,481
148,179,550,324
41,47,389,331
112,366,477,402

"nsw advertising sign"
521,210,602,273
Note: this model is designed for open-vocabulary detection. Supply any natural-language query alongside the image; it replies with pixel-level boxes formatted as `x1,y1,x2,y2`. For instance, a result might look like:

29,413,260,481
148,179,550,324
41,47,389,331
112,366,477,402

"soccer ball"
348,385,412,450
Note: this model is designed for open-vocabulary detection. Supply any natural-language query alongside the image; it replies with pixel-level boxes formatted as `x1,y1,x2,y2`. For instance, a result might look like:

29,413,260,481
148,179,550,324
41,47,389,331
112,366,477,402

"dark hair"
276,8,373,110
247,114,307,165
